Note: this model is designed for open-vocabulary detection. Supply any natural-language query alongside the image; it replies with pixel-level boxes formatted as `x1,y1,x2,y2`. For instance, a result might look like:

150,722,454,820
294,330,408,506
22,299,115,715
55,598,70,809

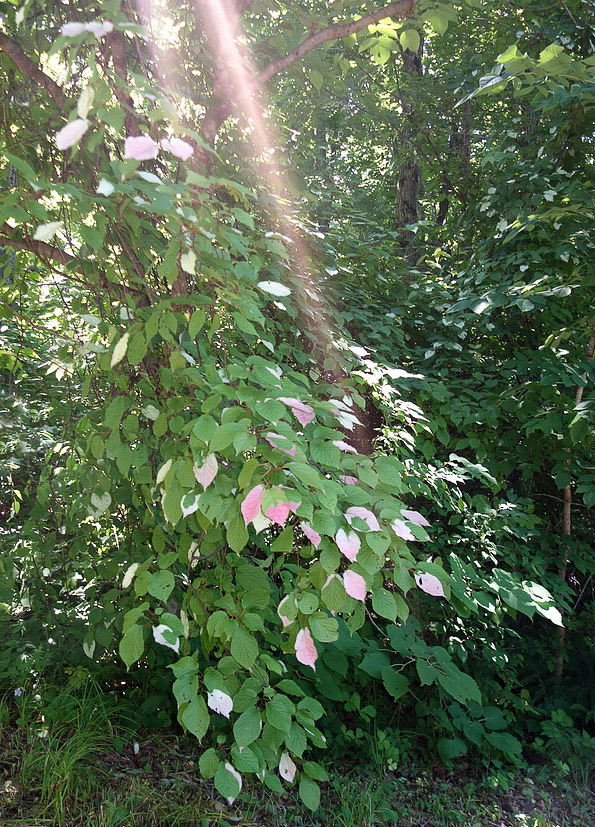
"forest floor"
1,724,594,827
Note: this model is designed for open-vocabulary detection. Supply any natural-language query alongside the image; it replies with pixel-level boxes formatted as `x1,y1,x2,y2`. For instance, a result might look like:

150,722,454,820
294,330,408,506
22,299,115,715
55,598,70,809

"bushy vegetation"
0,0,594,819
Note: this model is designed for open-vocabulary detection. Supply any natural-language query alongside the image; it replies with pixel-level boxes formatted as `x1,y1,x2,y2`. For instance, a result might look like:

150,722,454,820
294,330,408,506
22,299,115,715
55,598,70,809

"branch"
0,225,73,265
0,226,151,305
198,0,419,149
104,29,143,135
256,0,419,84
0,32,66,108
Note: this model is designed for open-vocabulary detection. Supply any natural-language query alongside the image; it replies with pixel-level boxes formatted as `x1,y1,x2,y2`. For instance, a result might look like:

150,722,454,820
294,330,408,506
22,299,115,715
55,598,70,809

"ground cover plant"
0,0,594,820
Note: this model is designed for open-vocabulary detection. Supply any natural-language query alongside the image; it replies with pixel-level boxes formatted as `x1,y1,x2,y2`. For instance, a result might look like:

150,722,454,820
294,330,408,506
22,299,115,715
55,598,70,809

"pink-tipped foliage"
207,689,233,718
343,570,366,601
277,595,293,627
332,440,357,453
241,484,264,525
279,752,297,782
391,519,415,541
266,502,291,527
336,528,360,562
265,433,296,456
294,628,318,669
346,506,380,532
415,572,445,597
55,118,88,150
124,135,159,160
194,453,218,489
278,397,315,426
160,137,194,160
401,509,431,527
301,522,321,547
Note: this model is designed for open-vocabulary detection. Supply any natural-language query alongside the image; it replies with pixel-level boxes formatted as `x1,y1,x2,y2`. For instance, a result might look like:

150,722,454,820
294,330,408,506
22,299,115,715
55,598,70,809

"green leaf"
210,422,245,451
309,614,339,642
147,570,175,603
425,11,448,34
299,775,320,811
181,695,210,739
437,737,467,762
233,705,262,747
119,624,144,669
372,588,397,621
302,761,328,781
485,732,522,755
214,762,241,801
482,706,507,731
321,575,347,612
227,513,249,552
416,659,439,686
374,456,405,488
231,626,259,668
192,414,218,443
231,745,260,772
199,748,220,779
288,462,326,491
381,665,409,699
266,694,295,733
359,650,391,679
436,664,482,705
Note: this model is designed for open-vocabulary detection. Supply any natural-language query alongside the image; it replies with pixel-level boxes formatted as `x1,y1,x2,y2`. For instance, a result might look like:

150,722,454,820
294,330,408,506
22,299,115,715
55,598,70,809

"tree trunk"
394,42,423,263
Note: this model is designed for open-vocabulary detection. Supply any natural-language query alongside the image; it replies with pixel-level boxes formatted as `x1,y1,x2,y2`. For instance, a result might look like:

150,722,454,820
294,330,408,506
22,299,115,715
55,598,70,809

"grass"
1,681,594,827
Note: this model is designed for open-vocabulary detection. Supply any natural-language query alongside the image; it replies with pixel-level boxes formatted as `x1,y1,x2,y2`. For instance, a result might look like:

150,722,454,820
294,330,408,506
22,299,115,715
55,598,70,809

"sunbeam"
134,0,343,376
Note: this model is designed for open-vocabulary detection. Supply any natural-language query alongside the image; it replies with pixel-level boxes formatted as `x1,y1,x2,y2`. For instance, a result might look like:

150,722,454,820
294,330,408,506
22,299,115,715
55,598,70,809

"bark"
104,27,143,136
394,43,423,263
0,32,66,108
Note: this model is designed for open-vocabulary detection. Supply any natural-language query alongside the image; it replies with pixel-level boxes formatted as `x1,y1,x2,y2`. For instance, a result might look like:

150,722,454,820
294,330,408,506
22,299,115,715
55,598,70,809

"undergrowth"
1,679,594,827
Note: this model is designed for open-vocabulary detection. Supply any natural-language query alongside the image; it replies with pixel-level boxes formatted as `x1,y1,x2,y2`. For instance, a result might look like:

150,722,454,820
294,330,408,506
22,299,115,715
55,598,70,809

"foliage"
0,0,593,813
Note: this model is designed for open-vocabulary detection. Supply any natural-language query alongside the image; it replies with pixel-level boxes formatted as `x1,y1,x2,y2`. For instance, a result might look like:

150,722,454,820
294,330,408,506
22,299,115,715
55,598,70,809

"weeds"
1,680,594,827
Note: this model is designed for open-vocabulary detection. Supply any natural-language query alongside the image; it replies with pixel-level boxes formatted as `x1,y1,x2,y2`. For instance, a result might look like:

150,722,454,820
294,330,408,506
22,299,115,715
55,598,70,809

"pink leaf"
266,502,290,527
279,752,297,782
124,135,159,161
346,506,380,532
278,397,315,426
301,522,321,547
241,484,264,526
288,500,301,513
295,628,317,669
336,528,360,562
401,509,431,527
60,22,86,36
391,519,415,541
292,405,315,426
266,433,296,456
332,440,357,454
278,595,294,627
55,118,89,150
84,20,114,36
207,689,233,718
339,475,358,485
415,572,445,597
193,453,218,489
160,137,194,160
343,570,367,601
